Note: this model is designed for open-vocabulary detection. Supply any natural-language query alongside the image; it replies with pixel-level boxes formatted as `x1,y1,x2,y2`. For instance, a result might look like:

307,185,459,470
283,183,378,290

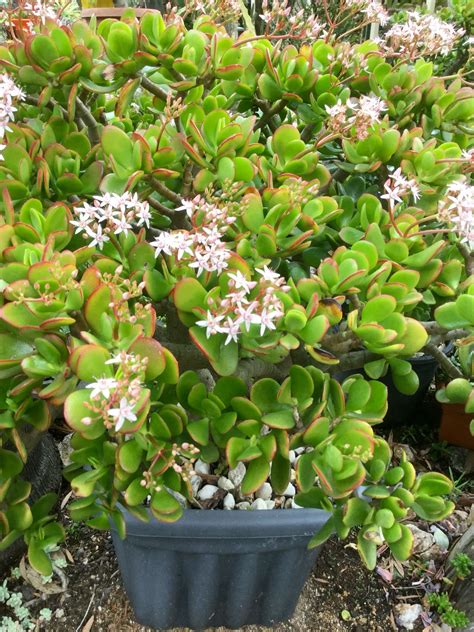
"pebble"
237,501,251,510
283,482,296,497
265,500,276,510
217,476,235,491
191,475,202,497
251,498,268,510
407,524,441,560
289,450,296,464
394,603,422,630
58,434,73,466
431,526,449,550
228,462,246,487
223,493,235,510
291,499,303,509
294,447,305,455
197,484,219,501
255,482,272,500
284,498,293,509
194,459,210,475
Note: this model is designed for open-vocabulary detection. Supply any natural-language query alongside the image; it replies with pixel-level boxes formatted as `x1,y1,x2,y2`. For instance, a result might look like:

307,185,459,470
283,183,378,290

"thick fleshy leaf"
241,456,271,495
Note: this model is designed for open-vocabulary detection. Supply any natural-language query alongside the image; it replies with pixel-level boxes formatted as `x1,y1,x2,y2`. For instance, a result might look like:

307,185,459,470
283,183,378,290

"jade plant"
0,1,472,576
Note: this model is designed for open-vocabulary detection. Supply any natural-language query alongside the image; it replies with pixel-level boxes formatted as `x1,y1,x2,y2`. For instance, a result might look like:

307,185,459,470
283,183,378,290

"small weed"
451,552,473,580
428,592,470,628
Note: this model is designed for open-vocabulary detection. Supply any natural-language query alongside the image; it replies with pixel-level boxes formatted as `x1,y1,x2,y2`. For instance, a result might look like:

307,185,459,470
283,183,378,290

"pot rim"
111,505,329,539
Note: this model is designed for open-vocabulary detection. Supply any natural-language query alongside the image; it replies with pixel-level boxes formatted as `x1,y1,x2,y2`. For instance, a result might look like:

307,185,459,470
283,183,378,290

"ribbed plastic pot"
111,507,328,630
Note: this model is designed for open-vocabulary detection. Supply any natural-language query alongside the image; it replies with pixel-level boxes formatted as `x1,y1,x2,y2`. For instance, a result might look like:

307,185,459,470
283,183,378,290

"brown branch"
182,161,194,198
458,242,474,277
424,342,463,379
162,342,210,370
147,196,174,216
140,75,169,101
148,176,182,205
75,97,100,145
254,97,280,133
301,123,316,143
255,99,286,131
234,357,292,383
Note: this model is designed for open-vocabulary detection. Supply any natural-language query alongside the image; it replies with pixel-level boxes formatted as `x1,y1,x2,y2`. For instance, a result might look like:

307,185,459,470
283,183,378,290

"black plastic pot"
335,352,439,426
111,507,328,630
382,353,438,425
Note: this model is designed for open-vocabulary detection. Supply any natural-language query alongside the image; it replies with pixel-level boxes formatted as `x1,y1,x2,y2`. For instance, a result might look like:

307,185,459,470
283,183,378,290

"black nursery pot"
335,352,439,426
383,353,438,425
111,507,328,630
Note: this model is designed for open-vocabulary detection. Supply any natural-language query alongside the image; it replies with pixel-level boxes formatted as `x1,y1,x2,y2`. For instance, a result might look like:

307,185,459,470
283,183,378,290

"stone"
223,493,235,510
431,526,449,551
255,482,272,500
194,459,210,475
228,462,246,487
393,444,415,463
284,498,293,509
265,500,276,510
441,510,470,538
237,501,250,510
217,476,235,491
394,603,423,630
191,475,202,497
294,447,305,455
407,524,442,560
283,482,296,497
58,434,73,467
291,499,303,509
289,450,296,464
251,498,268,510
197,484,219,501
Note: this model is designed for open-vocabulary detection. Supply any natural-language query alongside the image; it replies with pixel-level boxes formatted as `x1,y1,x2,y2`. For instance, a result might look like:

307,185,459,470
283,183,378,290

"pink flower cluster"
0,74,25,160
438,181,474,246
325,95,387,140
151,196,234,276
196,266,288,345
381,168,421,205
384,11,464,58
72,192,151,249
345,0,389,26
259,0,326,41
84,351,148,432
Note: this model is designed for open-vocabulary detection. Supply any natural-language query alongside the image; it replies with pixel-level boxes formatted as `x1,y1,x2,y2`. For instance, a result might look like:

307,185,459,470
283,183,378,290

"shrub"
0,3,472,575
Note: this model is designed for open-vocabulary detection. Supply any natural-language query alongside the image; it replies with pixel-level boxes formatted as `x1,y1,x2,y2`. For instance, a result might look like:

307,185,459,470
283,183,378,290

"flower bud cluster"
259,0,326,41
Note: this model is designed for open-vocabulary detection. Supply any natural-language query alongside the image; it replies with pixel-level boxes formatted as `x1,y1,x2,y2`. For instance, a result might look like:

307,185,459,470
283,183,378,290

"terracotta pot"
439,402,474,450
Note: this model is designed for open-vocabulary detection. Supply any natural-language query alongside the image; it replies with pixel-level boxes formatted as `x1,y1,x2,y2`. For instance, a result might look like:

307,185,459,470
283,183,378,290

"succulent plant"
0,1,472,575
